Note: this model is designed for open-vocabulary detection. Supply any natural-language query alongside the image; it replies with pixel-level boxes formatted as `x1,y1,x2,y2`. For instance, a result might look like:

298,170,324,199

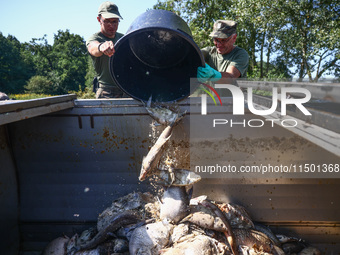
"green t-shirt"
86,32,124,87
201,46,249,78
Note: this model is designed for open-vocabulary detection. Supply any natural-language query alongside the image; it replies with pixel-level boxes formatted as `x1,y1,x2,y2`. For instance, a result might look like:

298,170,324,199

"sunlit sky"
0,0,158,44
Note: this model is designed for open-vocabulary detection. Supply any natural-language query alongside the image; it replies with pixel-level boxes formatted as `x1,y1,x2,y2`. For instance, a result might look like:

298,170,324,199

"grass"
8,93,54,100
9,87,96,100
252,89,272,97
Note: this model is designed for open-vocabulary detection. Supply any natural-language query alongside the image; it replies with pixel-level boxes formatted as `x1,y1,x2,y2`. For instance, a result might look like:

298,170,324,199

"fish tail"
147,95,152,107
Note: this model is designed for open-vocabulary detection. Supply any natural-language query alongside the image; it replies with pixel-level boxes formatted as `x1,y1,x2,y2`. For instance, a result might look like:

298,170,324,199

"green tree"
52,30,88,93
25,30,88,94
25,75,54,94
154,0,339,81
275,0,339,81
84,55,97,89
0,33,35,93
153,0,278,77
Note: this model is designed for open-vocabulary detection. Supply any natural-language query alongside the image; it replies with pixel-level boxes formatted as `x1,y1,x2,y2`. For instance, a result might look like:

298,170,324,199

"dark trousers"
95,84,128,99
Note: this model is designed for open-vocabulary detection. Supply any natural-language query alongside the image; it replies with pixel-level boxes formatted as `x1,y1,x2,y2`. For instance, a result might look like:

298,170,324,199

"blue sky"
0,0,158,44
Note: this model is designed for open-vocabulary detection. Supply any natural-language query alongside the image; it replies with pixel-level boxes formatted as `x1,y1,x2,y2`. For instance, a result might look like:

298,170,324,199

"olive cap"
98,2,123,19
209,20,237,38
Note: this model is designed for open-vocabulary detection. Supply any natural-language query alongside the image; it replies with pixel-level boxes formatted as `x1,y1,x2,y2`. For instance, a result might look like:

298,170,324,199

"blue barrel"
110,9,204,103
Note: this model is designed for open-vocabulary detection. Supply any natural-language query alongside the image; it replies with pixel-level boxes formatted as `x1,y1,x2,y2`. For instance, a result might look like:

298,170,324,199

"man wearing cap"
86,2,126,98
197,20,249,82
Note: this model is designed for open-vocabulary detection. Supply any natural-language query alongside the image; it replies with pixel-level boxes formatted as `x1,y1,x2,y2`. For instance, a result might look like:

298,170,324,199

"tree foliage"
52,30,88,93
0,30,89,95
0,33,35,93
23,30,88,94
274,0,340,81
154,0,339,81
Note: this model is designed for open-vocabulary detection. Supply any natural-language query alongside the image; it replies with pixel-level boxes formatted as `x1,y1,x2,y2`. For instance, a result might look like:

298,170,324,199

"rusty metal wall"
0,125,20,254
2,98,340,253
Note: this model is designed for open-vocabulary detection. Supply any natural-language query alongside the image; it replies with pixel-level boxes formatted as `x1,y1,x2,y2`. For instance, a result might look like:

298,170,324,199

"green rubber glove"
197,63,222,82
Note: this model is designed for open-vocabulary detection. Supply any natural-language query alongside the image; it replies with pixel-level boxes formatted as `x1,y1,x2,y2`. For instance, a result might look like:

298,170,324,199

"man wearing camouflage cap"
197,20,249,81
86,2,127,98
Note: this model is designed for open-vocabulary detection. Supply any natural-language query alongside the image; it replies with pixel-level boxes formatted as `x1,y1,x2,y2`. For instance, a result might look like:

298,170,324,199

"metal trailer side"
0,86,339,254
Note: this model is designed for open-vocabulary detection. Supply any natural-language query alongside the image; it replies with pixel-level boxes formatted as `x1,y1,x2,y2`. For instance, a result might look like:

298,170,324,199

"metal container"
0,83,339,254
110,9,204,103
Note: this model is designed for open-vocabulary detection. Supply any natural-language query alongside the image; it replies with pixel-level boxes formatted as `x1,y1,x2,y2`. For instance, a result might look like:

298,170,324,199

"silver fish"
161,234,219,255
254,222,281,247
276,234,301,244
144,96,186,126
129,221,173,255
67,234,78,255
139,125,173,181
200,200,239,255
234,228,286,254
217,202,254,229
282,241,307,254
154,168,201,186
298,246,321,255
181,204,231,233
42,235,69,255
160,186,192,224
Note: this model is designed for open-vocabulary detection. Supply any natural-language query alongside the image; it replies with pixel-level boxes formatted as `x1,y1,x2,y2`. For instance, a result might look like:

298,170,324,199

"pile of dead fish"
43,191,321,255
43,102,321,254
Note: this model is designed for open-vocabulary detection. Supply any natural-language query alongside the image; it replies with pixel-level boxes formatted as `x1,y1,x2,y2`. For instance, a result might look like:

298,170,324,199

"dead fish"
200,200,239,255
129,221,174,255
234,228,282,254
67,234,79,255
77,228,97,247
0,92,9,101
139,125,173,181
217,202,254,229
74,211,140,252
181,204,231,232
276,234,301,244
154,168,201,186
160,186,192,224
42,235,69,255
144,96,186,126
281,241,307,254
190,195,208,205
253,222,281,247
238,245,283,255
161,234,218,255
298,246,321,255
170,223,190,243
73,242,115,255
97,192,154,231
112,238,129,253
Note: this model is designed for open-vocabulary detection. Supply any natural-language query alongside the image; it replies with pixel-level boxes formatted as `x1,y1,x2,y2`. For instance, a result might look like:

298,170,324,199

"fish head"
145,100,186,126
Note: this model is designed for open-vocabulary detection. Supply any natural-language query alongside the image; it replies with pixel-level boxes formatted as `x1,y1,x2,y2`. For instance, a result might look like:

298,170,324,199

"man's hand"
98,41,115,57
88,41,115,57
197,63,222,82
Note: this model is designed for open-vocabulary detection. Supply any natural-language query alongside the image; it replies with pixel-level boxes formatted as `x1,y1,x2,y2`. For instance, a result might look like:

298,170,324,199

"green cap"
209,20,237,38
98,2,123,19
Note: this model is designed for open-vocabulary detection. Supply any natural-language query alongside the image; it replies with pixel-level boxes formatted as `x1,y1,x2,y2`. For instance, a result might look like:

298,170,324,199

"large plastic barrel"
110,9,204,103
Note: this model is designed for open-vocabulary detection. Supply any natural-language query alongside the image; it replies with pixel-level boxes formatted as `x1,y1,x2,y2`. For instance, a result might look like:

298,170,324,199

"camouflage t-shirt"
86,32,124,87
201,46,249,78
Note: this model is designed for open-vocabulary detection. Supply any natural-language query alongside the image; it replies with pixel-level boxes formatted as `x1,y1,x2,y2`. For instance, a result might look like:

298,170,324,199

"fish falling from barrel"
144,96,186,126
139,96,186,181
139,124,174,181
